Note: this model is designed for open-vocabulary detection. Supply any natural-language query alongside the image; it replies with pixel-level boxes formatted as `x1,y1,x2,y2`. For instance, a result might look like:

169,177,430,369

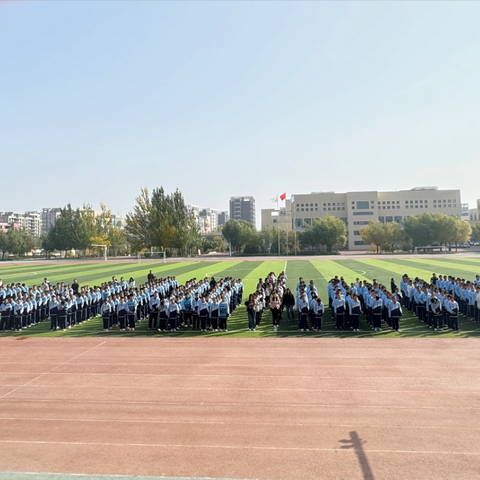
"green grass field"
1,256,480,338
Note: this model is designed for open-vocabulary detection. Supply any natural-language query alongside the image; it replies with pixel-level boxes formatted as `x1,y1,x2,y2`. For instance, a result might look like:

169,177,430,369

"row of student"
398,274,480,331
0,274,244,333
99,277,243,332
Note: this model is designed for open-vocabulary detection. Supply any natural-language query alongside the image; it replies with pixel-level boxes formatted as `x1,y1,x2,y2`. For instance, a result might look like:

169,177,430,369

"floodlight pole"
92,244,108,261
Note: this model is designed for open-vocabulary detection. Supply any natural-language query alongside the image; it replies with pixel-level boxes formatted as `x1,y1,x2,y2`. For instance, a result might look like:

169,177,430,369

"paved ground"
0,337,479,480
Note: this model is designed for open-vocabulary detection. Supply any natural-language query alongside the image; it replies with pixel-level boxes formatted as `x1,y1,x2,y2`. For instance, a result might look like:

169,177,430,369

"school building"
261,187,462,251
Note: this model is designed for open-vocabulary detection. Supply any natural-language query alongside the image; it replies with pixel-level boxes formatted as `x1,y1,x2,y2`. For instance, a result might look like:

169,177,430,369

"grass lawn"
1,256,480,338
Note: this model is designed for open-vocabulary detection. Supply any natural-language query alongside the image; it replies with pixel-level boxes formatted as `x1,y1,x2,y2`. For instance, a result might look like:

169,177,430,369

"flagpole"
277,195,280,256
285,193,288,256
293,196,297,255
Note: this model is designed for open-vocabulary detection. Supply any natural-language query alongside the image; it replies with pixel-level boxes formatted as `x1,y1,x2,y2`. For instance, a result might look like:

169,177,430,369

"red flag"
279,192,286,201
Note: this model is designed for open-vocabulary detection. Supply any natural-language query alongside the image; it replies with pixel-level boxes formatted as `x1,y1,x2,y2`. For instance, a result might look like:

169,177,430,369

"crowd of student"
0,273,243,333
1,270,479,334
246,272,480,333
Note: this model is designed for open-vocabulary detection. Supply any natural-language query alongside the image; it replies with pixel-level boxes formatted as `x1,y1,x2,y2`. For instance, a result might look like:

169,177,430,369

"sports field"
1,255,480,337
1,255,480,480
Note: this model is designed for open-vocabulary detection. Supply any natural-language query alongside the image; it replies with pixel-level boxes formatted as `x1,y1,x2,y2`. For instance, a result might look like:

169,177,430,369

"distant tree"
403,213,437,247
471,223,480,242
360,221,388,254
299,216,346,253
222,220,258,254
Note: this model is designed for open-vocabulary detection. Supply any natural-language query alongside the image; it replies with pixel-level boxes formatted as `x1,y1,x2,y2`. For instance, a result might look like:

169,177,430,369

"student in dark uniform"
332,291,346,331
13,298,24,332
58,300,68,331
313,297,324,331
199,297,209,332
349,293,362,332
372,295,383,332
126,295,137,331
0,297,12,331
389,295,402,332
117,297,127,331
49,296,59,331
101,299,111,331
158,299,169,332
148,291,160,330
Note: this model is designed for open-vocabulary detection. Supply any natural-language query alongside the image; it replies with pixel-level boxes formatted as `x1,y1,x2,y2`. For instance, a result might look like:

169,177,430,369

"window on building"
387,201,390,204
315,203,318,206
356,201,370,209
354,241,365,246
386,216,393,222
379,216,385,223
273,219,277,224
301,204,304,207
420,200,423,203
394,216,402,223
328,208,331,211
304,218,312,225
315,208,318,211
323,208,326,211
353,211,374,216
433,200,437,203
342,207,345,210
301,208,304,211
353,221,369,225
415,200,418,203
353,230,360,235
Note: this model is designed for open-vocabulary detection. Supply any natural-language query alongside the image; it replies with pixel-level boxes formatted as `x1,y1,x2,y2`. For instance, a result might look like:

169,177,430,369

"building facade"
261,188,461,251
218,211,229,226
0,211,42,237
229,197,255,226
469,199,480,223
41,208,62,235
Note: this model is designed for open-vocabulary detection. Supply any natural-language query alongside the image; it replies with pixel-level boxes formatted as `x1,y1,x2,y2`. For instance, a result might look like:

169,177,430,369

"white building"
469,199,480,223
261,187,462,251
1,211,42,237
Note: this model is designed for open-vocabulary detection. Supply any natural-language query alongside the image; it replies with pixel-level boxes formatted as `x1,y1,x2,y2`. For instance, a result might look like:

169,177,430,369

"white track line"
1,417,479,430
0,341,106,400
0,399,478,409
1,440,479,455
3,385,478,394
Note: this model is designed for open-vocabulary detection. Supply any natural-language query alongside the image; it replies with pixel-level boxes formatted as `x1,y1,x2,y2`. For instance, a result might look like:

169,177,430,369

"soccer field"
1,256,480,338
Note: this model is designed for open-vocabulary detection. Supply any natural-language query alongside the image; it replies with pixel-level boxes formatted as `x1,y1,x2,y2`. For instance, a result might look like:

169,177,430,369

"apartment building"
229,197,255,226
0,211,42,237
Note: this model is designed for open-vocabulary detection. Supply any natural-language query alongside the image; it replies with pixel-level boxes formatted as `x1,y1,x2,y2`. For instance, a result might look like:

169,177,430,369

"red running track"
0,337,479,480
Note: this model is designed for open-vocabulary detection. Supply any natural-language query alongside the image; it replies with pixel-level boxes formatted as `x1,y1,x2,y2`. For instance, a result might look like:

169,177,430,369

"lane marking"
1,439,480,455
1,416,479,430
3,384,478,394
0,398,478,409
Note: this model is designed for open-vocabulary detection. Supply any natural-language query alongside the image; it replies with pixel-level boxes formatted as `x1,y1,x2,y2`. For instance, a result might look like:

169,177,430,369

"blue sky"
1,1,479,227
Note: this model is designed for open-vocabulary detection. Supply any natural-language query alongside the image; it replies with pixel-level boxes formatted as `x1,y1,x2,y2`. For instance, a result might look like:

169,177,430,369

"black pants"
211,314,218,330
102,313,110,330
373,313,382,329
350,314,360,330
271,308,281,326
200,315,207,330
127,312,135,329
0,313,9,331
149,312,158,329
219,316,228,330
299,313,308,330
391,315,400,331
14,314,22,330
50,311,58,330
336,312,345,330
192,314,199,329
159,313,168,331
433,313,443,329
118,313,126,329
450,315,458,331
58,314,67,330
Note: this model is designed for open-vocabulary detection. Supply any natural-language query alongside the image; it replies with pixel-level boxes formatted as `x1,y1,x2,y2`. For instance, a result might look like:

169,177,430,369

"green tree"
383,222,405,253
360,221,388,254
222,219,258,254
471,223,480,241
403,213,437,247
299,216,346,253
452,220,472,250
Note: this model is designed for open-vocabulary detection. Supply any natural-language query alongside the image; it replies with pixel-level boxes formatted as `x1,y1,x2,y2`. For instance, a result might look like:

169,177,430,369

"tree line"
360,212,478,253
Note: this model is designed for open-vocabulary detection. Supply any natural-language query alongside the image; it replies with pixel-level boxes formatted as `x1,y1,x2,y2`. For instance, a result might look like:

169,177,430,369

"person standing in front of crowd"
148,291,160,330
245,294,256,331
270,292,282,332
101,299,111,332
332,291,346,331
446,295,459,332
126,294,137,331
297,293,309,332
313,296,324,331
388,295,402,332
168,298,180,332
371,294,383,332
282,288,295,321
218,296,230,332
349,293,362,332
0,297,12,331
117,297,127,331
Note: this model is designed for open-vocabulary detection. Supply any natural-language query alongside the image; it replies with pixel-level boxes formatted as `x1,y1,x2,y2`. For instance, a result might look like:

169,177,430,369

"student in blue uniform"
148,292,160,330
297,294,309,332
158,298,169,332
117,297,127,331
218,296,230,332
13,298,24,332
332,291,346,331
388,295,402,332
126,295,137,331
168,298,180,332
313,297,324,331
371,295,383,332
58,300,68,331
0,297,12,331
101,299,111,331
199,297,210,332
349,293,362,332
